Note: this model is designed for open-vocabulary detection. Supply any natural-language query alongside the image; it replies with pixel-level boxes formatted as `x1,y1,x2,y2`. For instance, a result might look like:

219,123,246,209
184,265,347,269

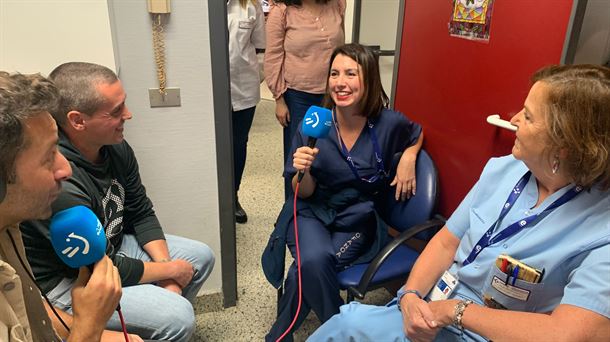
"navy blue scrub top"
284,108,422,195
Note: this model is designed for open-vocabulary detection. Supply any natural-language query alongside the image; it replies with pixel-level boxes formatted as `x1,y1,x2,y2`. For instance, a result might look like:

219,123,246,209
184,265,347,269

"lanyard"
463,172,582,266
333,110,387,183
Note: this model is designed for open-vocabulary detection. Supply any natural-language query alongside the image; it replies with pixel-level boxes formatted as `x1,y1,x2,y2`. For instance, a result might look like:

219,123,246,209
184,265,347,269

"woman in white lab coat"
227,0,266,223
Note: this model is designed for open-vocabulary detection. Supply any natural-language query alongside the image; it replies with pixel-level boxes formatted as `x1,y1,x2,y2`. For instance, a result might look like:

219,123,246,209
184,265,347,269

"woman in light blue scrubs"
309,65,610,342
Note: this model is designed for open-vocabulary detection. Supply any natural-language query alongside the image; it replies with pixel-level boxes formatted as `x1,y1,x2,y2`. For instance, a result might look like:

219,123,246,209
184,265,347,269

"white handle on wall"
486,114,517,132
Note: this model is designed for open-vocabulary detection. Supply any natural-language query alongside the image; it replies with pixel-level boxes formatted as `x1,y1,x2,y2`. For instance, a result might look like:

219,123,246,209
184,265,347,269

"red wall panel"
394,0,574,217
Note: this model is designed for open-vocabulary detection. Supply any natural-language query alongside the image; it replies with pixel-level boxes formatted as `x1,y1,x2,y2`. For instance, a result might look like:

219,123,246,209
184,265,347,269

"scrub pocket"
261,233,285,289
482,264,544,312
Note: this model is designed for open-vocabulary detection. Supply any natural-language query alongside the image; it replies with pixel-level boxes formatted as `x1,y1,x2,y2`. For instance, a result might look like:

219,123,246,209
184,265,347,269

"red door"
394,0,578,217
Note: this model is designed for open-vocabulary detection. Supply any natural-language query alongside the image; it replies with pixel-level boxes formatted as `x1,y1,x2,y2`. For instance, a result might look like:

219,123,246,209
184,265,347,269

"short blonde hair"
239,0,259,8
532,64,610,190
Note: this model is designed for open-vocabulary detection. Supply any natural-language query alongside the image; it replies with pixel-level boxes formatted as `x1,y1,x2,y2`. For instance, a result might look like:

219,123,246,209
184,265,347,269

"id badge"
428,270,459,301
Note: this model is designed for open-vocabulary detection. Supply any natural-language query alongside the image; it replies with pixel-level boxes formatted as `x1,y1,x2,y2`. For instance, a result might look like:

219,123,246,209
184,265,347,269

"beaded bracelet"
396,286,423,311
453,299,473,332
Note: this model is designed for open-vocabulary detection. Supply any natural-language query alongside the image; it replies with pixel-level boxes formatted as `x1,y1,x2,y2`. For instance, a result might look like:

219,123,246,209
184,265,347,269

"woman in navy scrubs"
263,43,424,341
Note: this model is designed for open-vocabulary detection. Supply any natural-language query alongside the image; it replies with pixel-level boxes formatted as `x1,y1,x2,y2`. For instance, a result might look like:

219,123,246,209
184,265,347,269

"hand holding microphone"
293,146,320,175
296,106,332,182
50,206,124,340
70,256,122,337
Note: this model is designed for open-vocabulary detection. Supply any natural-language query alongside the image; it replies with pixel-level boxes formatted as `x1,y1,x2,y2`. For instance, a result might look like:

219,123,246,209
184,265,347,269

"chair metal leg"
347,291,354,303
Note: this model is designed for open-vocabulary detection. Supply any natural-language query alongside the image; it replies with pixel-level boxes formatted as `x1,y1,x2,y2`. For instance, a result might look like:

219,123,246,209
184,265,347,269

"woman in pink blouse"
264,0,346,198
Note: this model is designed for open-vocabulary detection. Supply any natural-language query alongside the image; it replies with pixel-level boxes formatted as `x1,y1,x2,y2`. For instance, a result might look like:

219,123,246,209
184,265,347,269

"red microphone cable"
117,306,130,342
276,181,303,342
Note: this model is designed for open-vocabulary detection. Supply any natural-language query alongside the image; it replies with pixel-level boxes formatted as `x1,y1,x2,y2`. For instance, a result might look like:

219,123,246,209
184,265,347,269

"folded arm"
138,239,194,294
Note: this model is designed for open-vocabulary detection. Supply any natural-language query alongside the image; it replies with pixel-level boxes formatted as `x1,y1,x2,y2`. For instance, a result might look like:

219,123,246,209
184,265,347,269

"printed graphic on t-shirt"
102,179,125,241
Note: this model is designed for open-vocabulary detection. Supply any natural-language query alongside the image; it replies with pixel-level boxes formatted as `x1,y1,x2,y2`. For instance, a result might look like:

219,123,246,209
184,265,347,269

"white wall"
343,0,400,99
0,0,116,74
359,0,400,50
574,0,610,65
345,0,355,43
109,0,221,294
1,0,222,295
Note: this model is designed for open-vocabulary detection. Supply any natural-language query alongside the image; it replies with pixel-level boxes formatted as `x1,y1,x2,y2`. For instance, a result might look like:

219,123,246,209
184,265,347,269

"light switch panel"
149,87,181,107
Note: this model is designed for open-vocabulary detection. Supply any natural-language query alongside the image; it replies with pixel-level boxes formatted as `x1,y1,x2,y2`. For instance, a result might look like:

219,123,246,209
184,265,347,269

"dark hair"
48,62,118,126
0,72,59,185
323,43,389,118
273,0,331,6
532,64,610,190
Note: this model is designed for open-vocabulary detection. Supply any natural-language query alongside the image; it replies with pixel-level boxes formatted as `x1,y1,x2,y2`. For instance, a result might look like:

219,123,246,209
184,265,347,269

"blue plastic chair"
337,149,444,301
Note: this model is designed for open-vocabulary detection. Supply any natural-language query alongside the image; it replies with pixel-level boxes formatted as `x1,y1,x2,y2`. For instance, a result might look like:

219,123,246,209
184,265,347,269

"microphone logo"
62,232,90,258
96,220,104,236
304,112,320,128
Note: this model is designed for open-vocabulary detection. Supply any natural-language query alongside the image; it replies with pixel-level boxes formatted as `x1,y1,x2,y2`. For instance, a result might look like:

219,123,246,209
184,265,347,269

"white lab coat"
227,0,266,111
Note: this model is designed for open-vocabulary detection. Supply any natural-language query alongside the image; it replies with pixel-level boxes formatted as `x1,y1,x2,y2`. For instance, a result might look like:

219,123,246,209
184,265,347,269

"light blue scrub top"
446,155,610,317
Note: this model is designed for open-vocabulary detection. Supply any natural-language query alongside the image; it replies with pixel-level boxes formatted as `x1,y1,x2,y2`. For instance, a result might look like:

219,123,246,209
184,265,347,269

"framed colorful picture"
449,0,495,41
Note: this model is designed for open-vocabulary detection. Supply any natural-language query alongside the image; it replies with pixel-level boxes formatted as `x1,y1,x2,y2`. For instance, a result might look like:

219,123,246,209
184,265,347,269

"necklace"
303,2,325,21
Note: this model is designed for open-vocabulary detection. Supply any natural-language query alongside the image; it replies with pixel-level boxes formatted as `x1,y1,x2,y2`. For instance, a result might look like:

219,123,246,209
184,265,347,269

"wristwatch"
396,286,422,311
453,299,474,332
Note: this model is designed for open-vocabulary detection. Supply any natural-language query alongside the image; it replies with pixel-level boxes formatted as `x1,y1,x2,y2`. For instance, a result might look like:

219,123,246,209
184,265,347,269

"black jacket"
20,130,165,292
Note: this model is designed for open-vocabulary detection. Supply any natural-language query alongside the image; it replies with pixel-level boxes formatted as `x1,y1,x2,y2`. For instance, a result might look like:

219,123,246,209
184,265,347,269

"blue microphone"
301,106,332,147
297,106,332,182
49,205,106,268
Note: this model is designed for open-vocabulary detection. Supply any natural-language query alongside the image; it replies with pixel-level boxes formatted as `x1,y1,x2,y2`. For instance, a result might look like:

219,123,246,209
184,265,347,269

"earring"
552,156,560,174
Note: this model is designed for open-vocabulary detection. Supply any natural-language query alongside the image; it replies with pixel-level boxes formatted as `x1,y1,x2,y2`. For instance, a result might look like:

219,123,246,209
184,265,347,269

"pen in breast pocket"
504,264,512,285
511,265,520,285
501,258,509,273
536,268,545,283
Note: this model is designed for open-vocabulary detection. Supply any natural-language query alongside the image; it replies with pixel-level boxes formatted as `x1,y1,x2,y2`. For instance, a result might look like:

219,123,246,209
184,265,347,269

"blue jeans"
282,89,324,198
232,106,256,193
47,234,215,342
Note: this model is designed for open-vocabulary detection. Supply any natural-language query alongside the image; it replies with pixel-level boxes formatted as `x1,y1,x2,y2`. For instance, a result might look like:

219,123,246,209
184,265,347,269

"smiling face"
328,54,365,113
510,81,551,169
6,112,72,220
84,80,132,146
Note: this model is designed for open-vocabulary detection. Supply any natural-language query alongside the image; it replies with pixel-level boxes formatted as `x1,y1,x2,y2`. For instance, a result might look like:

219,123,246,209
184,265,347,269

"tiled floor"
192,99,393,341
